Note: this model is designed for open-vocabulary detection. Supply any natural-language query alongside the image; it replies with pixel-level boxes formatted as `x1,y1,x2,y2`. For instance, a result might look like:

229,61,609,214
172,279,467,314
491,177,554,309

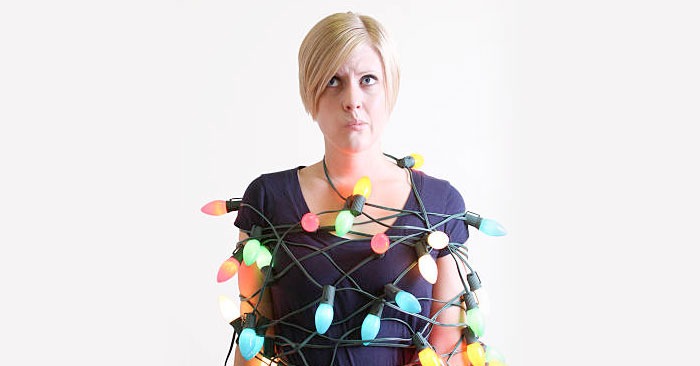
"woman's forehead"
335,44,383,75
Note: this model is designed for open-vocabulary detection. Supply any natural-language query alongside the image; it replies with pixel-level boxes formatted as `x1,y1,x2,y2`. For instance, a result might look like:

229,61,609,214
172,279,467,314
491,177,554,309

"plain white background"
1,0,698,365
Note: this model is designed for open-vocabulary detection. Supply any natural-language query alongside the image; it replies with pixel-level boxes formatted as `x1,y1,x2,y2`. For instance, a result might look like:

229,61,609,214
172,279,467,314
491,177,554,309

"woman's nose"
342,85,361,111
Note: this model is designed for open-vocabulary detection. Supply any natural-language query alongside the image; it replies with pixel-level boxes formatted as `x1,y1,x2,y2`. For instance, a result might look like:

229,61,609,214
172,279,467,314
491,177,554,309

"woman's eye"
327,76,340,87
361,75,378,86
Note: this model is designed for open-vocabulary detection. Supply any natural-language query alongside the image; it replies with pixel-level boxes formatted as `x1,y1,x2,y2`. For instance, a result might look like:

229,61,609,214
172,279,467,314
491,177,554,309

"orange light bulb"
216,256,240,283
201,200,227,216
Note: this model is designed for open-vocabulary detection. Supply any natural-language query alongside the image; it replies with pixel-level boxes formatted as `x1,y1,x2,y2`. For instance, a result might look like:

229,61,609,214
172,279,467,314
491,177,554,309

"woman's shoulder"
245,166,304,190
412,170,462,198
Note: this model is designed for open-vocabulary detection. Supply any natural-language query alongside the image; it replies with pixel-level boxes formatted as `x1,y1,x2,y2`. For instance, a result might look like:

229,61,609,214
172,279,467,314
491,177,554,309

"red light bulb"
301,212,320,232
371,233,390,254
216,256,240,283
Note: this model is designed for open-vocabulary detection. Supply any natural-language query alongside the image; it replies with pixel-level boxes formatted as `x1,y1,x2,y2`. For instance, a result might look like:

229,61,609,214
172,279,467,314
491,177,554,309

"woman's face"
315,43,390,154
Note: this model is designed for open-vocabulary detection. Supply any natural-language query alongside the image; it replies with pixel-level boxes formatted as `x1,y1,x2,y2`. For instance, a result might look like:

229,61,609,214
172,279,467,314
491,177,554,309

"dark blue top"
234,167,469,366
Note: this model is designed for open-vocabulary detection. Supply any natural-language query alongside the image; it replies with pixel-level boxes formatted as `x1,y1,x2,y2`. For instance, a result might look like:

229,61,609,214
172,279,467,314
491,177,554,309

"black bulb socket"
347,194,366,217
463,292,479,310
464,326,479,344
463,211,483,229
320,284,336,305
467,272,482,291
397,156,415,168
384,283,401,301
412,332,429,351
226,199,242,212
368,300,384,317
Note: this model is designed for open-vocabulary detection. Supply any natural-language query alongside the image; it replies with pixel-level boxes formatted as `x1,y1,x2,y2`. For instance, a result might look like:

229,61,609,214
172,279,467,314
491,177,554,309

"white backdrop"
2,1,698,365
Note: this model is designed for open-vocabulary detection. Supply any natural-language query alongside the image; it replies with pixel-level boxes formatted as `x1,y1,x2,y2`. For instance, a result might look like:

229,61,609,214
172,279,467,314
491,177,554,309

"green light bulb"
334,210,354,237
242,239,261,266
466,307,486,337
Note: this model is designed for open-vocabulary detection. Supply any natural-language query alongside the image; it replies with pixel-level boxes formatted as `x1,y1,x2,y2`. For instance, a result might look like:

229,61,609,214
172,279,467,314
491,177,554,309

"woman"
233,12,478,366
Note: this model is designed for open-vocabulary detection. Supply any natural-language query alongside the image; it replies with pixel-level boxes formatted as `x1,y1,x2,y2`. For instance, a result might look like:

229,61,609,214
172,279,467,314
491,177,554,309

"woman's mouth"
346,120,368,130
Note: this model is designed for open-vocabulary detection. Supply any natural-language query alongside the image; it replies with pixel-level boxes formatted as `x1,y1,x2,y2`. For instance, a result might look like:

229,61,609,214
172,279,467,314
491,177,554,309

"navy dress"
234,167,469,366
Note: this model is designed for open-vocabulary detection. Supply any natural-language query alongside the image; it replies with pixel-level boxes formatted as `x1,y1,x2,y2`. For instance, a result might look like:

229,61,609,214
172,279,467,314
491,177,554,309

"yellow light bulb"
410,153,424,169
466,342,486,366
418,347,443,366
218,295,238,323
353,176,372,198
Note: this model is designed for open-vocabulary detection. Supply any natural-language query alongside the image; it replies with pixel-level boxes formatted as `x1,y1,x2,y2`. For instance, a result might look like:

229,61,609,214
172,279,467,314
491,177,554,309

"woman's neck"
321,146,395,196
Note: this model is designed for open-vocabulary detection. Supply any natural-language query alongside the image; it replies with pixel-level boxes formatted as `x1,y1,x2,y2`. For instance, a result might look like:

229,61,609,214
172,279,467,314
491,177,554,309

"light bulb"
361,301,383,345
242,239,261,266
464,292,486,337
466,342,486,366
479,218,507,236
201,200,226,216
485,345,506,365
371,233,390,255
216,256,240,283
385,284,422,314
301,212,320,232
239,328,264,360
466,308,485,337
239,313,265,361
218,295,238,323
353,176,372,198
334,210,354,237
426,231,449,250
201,199,240,216
418,347,442,366
410,153,424,169
255,246,272,268
314,285,335,334
463,212,507,236
463,327,485,366
415,244,438,284
413,333,442,366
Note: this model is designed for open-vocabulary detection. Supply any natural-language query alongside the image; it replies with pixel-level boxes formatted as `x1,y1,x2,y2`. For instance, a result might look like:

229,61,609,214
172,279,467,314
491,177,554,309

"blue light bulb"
239,328,263,360
479,218,507,236
361,313,381,345
314,303,333,334
361,301,383,345
314,285,336,334
395,291,421,314
253,335,265,358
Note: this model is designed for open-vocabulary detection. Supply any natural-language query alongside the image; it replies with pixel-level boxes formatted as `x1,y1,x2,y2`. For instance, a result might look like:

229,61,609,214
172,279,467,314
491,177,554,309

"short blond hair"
298,12,400,119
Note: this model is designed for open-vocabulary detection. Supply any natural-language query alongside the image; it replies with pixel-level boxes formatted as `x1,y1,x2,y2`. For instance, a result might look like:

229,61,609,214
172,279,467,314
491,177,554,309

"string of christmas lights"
203,154,508,366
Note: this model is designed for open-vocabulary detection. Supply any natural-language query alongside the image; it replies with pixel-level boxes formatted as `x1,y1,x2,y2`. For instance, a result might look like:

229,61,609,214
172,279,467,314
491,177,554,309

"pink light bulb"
371,233,390,255
301,212,320,232
201,200,227,216
216,256,240,283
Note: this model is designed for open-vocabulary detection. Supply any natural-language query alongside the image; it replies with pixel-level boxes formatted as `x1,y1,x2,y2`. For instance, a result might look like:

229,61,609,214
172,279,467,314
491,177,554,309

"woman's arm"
429,254,471,366
234,232,274,366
